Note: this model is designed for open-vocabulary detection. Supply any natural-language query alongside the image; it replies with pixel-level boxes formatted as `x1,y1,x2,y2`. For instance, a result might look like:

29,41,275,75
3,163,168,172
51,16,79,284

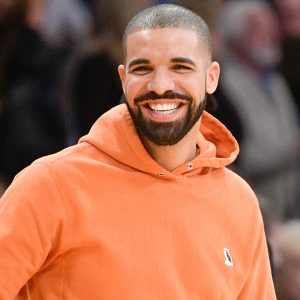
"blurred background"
0,0,299,298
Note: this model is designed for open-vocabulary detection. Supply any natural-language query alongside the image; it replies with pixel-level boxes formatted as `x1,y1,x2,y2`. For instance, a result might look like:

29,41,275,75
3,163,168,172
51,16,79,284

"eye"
172,64,193,73
129,65,152,75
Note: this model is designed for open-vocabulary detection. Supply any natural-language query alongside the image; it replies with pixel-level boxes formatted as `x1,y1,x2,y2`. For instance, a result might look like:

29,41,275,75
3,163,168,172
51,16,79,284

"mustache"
134,91,192,105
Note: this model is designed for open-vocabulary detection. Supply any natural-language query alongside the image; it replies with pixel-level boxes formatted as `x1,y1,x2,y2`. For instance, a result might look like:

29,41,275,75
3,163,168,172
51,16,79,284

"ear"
206,61,220,94
118,64,126,92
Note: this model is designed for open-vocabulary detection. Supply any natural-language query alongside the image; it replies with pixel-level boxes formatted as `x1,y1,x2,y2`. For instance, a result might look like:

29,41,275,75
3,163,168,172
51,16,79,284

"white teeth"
148,103,179,113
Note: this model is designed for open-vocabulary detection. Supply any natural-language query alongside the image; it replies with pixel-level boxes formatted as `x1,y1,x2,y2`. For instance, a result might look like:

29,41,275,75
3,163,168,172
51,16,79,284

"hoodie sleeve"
237,214,277,299
0,162,66,298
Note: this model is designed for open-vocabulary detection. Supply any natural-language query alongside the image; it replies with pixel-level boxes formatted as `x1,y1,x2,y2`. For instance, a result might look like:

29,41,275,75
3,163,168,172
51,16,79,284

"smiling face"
118,27,220,146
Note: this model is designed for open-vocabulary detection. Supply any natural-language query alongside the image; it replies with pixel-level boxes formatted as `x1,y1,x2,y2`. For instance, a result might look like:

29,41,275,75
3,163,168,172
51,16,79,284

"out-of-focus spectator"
62,0,155,143
273,0,300,115
0,0,68,187
213,1,300,224
273,220,300,300
37,0,92,48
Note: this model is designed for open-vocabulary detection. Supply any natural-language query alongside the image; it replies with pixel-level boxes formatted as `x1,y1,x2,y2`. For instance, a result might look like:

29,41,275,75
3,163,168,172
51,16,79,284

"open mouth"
147,102,182,114
139,100,186,115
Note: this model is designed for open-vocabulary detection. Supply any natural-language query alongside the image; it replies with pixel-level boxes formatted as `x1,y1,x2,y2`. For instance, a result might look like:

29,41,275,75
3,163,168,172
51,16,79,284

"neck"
141,120,201,171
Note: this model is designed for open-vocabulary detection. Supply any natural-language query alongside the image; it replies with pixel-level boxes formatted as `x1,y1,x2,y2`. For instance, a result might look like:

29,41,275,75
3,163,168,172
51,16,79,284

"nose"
147,68,175,95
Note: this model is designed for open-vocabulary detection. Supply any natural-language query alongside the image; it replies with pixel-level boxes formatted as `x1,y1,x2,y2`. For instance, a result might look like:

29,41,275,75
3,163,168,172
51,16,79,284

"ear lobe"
118,65,126,92
206,61,220,94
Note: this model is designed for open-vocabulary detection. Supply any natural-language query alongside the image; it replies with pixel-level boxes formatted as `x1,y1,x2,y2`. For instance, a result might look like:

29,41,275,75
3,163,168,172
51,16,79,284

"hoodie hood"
79,104,239,178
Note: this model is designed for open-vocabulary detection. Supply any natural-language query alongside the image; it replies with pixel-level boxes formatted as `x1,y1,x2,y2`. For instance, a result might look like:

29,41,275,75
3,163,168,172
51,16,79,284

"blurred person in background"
213,0,300,227
273,219,300,300
0,0,69,187
37,0,92,48
273,0,300,116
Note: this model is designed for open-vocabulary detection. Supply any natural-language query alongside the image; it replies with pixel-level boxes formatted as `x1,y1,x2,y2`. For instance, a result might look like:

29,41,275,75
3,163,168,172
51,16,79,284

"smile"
136,99,187,122
148,102,181,114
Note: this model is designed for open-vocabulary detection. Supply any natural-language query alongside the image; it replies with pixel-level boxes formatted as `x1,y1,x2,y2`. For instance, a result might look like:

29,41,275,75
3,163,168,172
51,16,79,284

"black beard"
126,95,207,146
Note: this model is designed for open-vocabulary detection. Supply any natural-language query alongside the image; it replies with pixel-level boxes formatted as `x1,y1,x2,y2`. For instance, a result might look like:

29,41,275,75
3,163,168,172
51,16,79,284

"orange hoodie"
0,104,276,299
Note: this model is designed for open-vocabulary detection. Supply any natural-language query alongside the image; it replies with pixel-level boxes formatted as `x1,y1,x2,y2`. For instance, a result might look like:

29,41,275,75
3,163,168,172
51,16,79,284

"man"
213,1,300,223
0,4,276,299
0,0,67,186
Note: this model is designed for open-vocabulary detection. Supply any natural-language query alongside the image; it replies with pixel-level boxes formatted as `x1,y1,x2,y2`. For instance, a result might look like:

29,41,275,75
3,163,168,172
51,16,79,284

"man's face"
118,28,219,146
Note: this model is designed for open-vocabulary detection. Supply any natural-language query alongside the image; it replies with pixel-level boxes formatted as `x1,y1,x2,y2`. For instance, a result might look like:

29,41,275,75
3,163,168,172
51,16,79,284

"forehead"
125,28,206,64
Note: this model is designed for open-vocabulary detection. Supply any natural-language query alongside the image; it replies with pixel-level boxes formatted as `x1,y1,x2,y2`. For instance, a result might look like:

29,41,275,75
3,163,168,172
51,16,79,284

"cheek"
185,78,206,100
124,77,148,100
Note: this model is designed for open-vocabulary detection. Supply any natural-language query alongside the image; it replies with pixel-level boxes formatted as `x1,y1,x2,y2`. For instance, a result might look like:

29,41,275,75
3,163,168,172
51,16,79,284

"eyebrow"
127,57,197,69
171,57,196,66
128,58,150,69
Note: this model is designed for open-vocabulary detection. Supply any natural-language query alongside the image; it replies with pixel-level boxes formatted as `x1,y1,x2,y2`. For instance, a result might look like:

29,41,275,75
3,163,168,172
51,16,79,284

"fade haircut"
122,4,212,63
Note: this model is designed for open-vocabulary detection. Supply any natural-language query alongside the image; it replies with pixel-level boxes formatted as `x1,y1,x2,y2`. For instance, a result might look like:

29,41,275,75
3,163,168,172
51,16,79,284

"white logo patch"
224,248,234,267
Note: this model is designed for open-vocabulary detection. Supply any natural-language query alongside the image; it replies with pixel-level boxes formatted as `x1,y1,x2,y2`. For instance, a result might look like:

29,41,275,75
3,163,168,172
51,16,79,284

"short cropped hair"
122,4,212,62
